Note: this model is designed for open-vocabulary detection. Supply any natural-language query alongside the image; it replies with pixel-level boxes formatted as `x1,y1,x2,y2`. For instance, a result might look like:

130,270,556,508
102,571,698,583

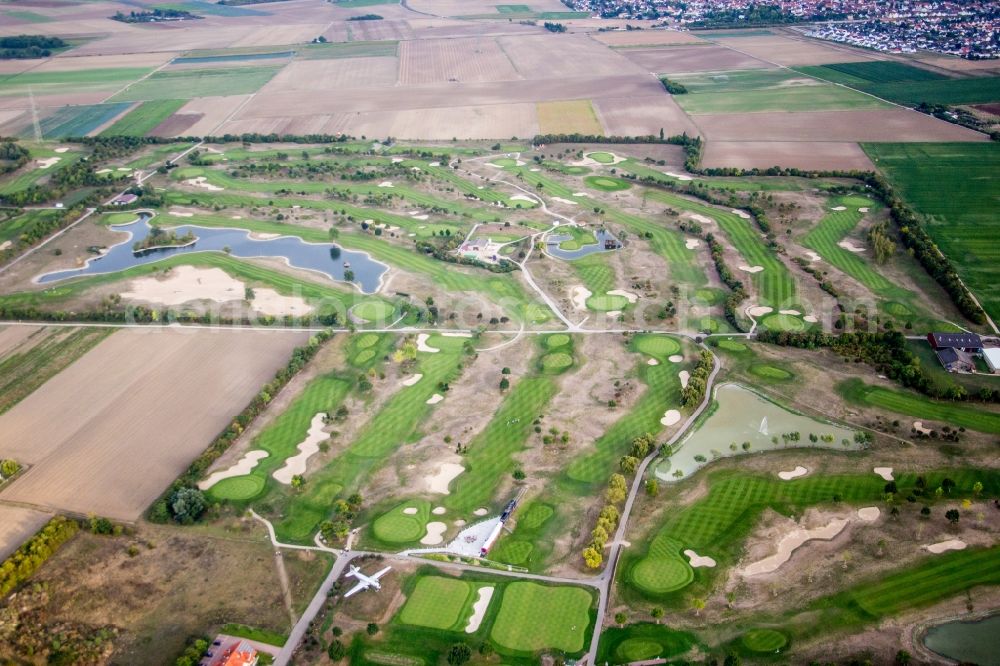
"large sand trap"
273,413,328,484
121,266,244,306
552,197,578,205
925,539,966,554
378,181,394,187
804,250,822,262
684,549,716,567
421,521,447,545
473,508,488,516
465,586,495,633
803,315,818,323
779,309,801,315
858,207,869,213
416,333,439,353
660,409,681,426
668,354,683,363
199,450,268,490
425,462,463,494
432,506,447,515
685,238,701,249
747,305,773,317
731,209,751,219
742,518,849,576
778,466,808,480
403,507,418,515
54,147,69,154
36,157,60,169
184,176,223,191
689,213,714,226
679,370,690,389
252,288,313,317
168,210,194,218
830,206,847,211
913,421,931,435
739,265,765,273
249,231,281,240
0,240,11,251
402,373,423,387
874,467,894,481
607,289,638,304
426,393,444,405
647,358,659,366
857,507,880,522
665,171,693,181
570,285,592,310
838,240,866,253
573,192,590,197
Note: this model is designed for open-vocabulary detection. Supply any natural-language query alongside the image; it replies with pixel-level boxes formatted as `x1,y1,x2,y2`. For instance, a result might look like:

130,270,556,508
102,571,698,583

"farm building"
935,347,975,373
927,332,982,352
983,347,1000,374
111,193,138,206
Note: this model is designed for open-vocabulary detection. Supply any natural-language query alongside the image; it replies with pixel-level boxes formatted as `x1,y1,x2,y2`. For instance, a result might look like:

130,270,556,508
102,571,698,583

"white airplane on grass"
343,565,392,598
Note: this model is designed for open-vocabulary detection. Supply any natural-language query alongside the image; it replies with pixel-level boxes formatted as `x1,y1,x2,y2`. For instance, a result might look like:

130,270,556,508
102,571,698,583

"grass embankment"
0,326,113,414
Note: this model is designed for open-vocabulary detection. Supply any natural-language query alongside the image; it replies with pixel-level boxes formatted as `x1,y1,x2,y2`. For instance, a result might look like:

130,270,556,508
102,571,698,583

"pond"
545,229,620,261
922,614,1000,665
654,384,862,482
36,214,387,294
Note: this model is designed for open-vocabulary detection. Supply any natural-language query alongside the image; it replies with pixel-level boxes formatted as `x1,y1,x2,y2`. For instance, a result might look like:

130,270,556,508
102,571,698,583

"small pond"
545,229,620,261
922,614,1000,665
36,214,387,294
655,383,862,482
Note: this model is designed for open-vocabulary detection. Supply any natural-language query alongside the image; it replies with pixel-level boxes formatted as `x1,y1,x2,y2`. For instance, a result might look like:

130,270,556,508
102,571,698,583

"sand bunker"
421,521,447,545
184,176,223,191
857,507,880,522
804,251,822,262
403,507,418,515
685,238,701,249
747,305,773,317
779,309,801,316
803,315,818,323
570,285,592,310
665,171,693,181
416,333,439,353
647,358,659,366
0,240,11,251
426,394,444,405
465,587,495,633
402,373,423,387
668,354,683,363
739,265,765,273
54,147,69,154
731,209,751,219
830,206,847,211
859,207,869,213
913,421,932,435
689,214,714,226
441,332,473,337
168,211,194,218
684,549,716,567
198,450,268,490
473,508,488,516
273,413,328,484
96,168,112,174
607,289,638,304
679,370,690,389
454,519,466,527
778,466,808,480
742,518,849,576
378,181,394,188
838,240,866,253
660,409,681,426
874,467,894,481
425,463,463,494
552,197,578,205
573,192,590,197
925,539,966,554
510,194,536,203
428,162,440,167
36,157,60,169
252,288,313,317
121,266,243,306
391,157,404,163
432,506,446,515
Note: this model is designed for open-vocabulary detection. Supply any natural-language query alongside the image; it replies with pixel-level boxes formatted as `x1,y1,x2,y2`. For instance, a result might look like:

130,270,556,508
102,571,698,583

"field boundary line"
100,59,174,104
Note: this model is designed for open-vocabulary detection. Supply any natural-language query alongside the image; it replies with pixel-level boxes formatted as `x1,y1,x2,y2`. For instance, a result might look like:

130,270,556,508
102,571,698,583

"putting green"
208,474,266,501
372,501,429,543
882,301,913,317
491,158,518,168
716,339,748,353
692,288,722,305
354,348,376,365
632,334,681,359
749,364,793,381
517,503,553,529
352,300,393,322
761,313,807,332
525,303,553,323
545,333,571,349
586,294,629,311
398,576,476,630
618,639,663,661
355,333,380,349
584,175,631,192
541,352,573,372
491,582,592,653
587,151,616,164
494,540,533,564
562,165,590,175
630,555,694,595
741,629,788,653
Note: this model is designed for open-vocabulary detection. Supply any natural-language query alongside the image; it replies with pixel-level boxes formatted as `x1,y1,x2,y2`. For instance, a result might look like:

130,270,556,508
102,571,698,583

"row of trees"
681,351,714,407
0,516,78,597
706,233,749,332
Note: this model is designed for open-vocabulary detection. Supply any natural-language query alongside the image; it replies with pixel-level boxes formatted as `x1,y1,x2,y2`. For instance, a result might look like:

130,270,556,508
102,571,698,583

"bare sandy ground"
741,517,850,576
0,328,308,520
0,505,52,560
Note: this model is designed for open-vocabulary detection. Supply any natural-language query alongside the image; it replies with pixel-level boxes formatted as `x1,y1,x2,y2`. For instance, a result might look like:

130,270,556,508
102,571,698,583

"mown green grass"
862,142,1000,324
740,629,788,653
555,225,597,251
759,312,807,332
0,326,113,414
584,175,632,192
397,576,480,630
372,500,431,544
100,99,185,136
490,582,593,654
837,377,1000,434
110,66,281,101
597,623,698,664
624,159,806,193
586,294,629,312
491,502,554,566
587,151,616,164
602,207,707,288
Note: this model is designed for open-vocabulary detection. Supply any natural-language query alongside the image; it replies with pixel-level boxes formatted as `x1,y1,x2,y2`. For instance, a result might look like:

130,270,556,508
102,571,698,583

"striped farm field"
100,99,186,136
31,103,133,139
837,378,1000,434
490,582,594,654
646,190,796,307
110,66,282,101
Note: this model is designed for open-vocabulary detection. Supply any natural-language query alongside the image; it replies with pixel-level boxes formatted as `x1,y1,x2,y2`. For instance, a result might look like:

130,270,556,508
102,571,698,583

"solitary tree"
614,612,627,626
446,643,472,666
366,623,379,636
946,509,960,524
690,597,706,616
582,547,603,569
651,607,664,623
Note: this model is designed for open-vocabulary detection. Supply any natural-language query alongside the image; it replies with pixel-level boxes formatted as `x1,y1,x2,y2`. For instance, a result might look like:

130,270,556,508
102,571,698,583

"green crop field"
29,103,133,139
397,576,480,630
862,142,1000,323
646,190,796,307
799,62,1000,106
299,39,399,59
797,61,946,86
673,82,888,115
0,67,151,98
110,66,282,101
837,378,1000,434
372,500,431,544
672,68,812,94
0,326,112,414
100,99,186,136
490,582,593,654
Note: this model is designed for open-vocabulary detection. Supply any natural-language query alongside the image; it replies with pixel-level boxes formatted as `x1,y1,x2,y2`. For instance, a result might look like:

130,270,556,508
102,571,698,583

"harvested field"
537,99,602,135
407,0,568,15
702,141,874,170
29,53,173,72
110,66,282,102
229,24,329,48
621,45,772,73
593,95,700,137
0,505,51,560
348,19,415,42
916,55,1000,75
398,37,519,84
712,34,882,66
591,30,706,47
261,57,399,92
0,328,308,520
696,109,988,142
157,95,250,136
499,33,647,79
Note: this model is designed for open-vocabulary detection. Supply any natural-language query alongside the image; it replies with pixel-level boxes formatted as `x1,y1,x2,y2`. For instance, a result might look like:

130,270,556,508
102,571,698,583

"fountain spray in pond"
759,417,768,436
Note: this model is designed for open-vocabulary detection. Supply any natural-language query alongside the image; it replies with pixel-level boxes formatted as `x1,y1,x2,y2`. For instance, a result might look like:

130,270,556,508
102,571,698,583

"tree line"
0,35,66,59
0,516,78,597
